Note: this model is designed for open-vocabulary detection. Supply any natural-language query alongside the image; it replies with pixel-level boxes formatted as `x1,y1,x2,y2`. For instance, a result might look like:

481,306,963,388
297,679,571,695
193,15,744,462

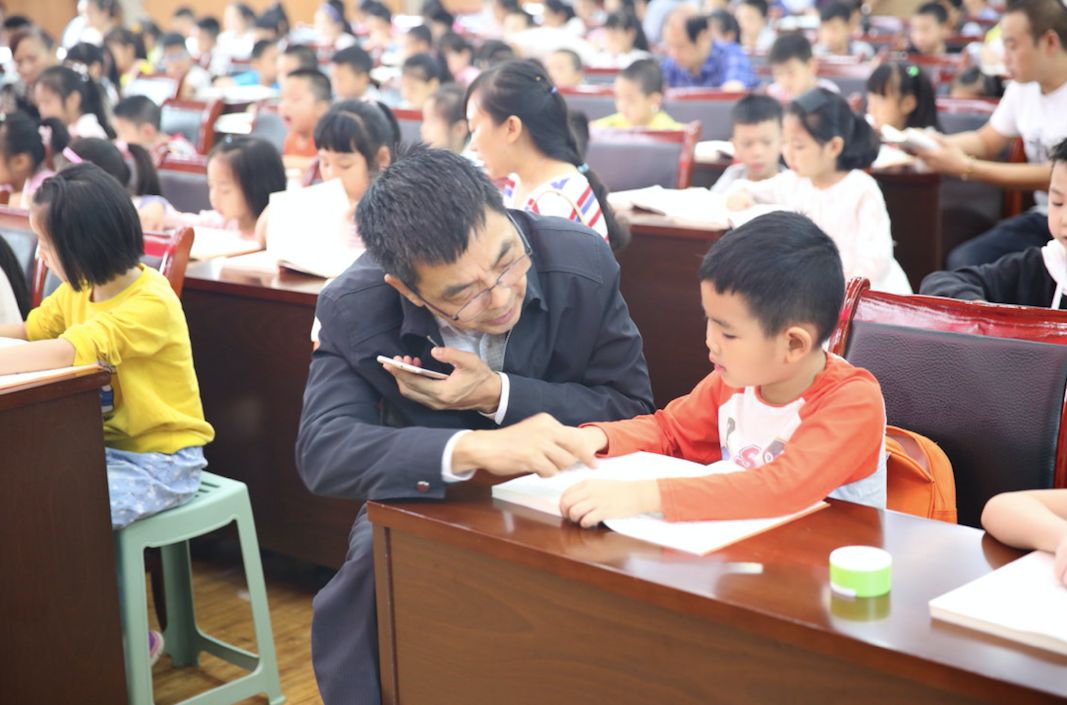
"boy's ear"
783,324,816,361
384,273,424,308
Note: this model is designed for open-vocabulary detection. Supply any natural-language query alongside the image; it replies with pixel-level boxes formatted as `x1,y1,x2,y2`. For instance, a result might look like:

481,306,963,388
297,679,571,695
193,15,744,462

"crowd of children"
3,0,1067,694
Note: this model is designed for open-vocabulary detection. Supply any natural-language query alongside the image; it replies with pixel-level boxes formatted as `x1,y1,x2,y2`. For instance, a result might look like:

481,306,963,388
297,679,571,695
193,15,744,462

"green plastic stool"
114,472,285,705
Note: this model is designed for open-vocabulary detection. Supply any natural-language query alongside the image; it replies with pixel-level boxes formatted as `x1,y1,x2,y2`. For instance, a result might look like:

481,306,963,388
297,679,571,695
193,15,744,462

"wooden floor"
148,542,332,705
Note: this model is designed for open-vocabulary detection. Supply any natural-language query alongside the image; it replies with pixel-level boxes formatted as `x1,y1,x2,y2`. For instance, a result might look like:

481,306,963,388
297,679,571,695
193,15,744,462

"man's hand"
385,346,502,413
916,133,973,177
451,414,607,477
559,479,661,528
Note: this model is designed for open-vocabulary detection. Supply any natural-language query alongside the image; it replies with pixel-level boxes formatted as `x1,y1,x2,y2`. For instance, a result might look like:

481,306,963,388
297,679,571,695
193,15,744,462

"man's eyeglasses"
416,223,533,323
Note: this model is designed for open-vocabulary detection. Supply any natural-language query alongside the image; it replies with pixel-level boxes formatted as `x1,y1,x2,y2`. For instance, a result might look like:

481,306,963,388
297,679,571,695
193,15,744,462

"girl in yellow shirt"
592,58,684,131
0,163,214,530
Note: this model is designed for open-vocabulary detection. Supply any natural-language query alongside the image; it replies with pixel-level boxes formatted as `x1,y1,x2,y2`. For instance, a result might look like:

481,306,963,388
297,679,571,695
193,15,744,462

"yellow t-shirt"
593,111,684,130
26,265,214,454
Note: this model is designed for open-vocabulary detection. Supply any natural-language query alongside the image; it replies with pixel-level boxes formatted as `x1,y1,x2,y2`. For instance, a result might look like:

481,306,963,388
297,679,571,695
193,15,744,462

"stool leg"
160,541,201,668
236,505,285,704
115,535,155,705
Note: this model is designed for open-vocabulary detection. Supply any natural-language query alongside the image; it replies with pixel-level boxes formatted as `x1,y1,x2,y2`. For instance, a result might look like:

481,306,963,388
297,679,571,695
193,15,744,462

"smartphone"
376,355,449,380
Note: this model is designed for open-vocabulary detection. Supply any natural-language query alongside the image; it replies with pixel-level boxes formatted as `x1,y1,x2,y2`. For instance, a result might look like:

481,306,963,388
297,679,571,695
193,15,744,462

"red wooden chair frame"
31,227,195,307
158,153,209,175
589,121,702,188
830,276,1067,488
161,97,224,154
391,107,423,122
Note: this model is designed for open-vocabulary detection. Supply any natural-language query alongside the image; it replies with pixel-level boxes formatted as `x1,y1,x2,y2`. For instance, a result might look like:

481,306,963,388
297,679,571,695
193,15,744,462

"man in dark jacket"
921,137,1067,308
296,147,654,705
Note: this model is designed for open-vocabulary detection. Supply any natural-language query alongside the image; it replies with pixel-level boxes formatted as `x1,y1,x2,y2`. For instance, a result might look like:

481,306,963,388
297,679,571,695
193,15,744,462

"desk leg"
375,524,399,705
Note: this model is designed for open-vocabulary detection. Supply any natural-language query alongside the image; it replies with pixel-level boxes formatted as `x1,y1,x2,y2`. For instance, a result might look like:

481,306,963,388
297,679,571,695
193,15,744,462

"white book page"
492,452,827,555
267,179,363,279
929,551,1067,654
190,227,264,261
0,364,102,391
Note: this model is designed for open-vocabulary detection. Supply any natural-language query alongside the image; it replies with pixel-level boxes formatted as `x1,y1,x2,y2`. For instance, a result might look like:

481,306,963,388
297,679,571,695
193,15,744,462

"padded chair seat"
0,228,37,288
663,99,737,141
587,139,686,191
160,170,211,213
845,321,1067,527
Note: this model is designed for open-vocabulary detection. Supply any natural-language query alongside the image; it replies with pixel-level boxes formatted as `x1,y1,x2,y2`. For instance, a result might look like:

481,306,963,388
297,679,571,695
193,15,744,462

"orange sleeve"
582,372,726,464
657,374,885,522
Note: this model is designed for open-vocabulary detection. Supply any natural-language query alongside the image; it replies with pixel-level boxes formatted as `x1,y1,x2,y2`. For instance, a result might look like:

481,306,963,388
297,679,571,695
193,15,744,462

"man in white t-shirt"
918,0,1067,268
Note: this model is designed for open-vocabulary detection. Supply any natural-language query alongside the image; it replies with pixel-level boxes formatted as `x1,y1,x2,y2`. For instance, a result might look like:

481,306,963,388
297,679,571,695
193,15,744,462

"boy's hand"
726,190,755,211
452,413,600,477
559,479,661,528
387,347,501,414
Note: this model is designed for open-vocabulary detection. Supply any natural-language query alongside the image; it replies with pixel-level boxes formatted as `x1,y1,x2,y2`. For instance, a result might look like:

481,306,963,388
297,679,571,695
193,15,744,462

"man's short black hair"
251,38,276,60
282,43,319,70
819,1,852,23
698,211,844,343
731,93,783,126
915,1,949,23
363,0,392,22
32,163,144,292
196,16,221,37
769,31,813,64
357,145,507,286
620,58,664,95
285,68,333,102
2,16,31,31
683,15,710,43
1052,136,1067,164
401,53,444,82
709,9,740,42
407,24,433,46
113,94,162,130
332,45,373,74
160,32,188,51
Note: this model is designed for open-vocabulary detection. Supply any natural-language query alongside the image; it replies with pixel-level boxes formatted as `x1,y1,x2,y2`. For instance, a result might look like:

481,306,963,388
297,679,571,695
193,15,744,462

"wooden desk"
619,212,725,407
1,368,129,704
372,486,1067,705
183,261,360,568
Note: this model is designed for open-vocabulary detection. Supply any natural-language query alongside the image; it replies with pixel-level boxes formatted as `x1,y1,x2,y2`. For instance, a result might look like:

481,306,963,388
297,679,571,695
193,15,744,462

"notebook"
0,364,102,392
492,452,826,555
929,550,1067,656
266,179,364,279
190,227,264,261
608,187,783,230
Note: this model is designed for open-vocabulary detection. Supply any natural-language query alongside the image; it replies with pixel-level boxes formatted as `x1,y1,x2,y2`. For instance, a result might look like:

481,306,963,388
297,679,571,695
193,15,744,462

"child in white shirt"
727,88,912,295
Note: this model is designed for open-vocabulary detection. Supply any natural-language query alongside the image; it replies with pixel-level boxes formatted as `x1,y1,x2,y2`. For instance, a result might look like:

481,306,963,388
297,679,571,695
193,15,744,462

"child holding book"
726,88,912,295
544,211,888,525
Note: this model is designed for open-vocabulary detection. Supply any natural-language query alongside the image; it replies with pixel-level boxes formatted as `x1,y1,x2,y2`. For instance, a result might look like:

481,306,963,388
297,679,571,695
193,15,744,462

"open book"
0,364,103,392
929,551,1067,656
492,452,826,555
190,227,264,261
266,179,364,279
608,187,784,230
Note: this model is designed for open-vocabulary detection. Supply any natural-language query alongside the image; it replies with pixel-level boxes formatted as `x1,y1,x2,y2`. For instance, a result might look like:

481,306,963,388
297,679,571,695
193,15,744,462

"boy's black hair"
251,38,276,60
474,39,515,69
507,8,535,27
439,31,473,55
709,9,740,42
230,2,256,23
332,45,373,74
731,93,783,126
819,1,852,23
363,1,392,22
105,27,146,58
468,60,630,251
113,94,163,130
407,24,433,47
953,66,1005,98
620,58,664,95
699,211,844,343
282,43,319,70
739,0,769,18
867,62,942,130
196,17,221,37
915,1,949,23
314,99,398,172
160,32,188,50
64,137,162,197
789,88,879,171
357,144,507,286
254,14,280,34
32,163,144,292
604,11,650,51
545,0,577,21
769,31,814,64
1051,136,1067,164
36,66,116,139
402,53,444,83
430,9,456,27
208,137,286,218
0,112,68,173
552,48,583,72
286,68,333,103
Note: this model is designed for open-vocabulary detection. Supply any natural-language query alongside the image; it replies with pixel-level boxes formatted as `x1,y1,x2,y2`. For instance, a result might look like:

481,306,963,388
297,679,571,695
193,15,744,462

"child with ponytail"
33,65,115,140
465,60,630,252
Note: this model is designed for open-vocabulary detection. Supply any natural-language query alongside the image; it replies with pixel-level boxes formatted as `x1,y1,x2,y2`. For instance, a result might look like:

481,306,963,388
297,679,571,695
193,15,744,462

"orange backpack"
885,425,957,523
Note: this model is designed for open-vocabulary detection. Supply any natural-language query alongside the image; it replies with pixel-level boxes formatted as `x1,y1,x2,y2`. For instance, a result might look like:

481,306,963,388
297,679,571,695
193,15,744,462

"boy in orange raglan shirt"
557,211,888,526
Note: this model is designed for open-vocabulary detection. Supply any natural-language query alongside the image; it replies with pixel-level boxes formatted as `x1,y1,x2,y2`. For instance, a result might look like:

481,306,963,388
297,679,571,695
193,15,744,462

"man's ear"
384,273,424,308
783,324,816,362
